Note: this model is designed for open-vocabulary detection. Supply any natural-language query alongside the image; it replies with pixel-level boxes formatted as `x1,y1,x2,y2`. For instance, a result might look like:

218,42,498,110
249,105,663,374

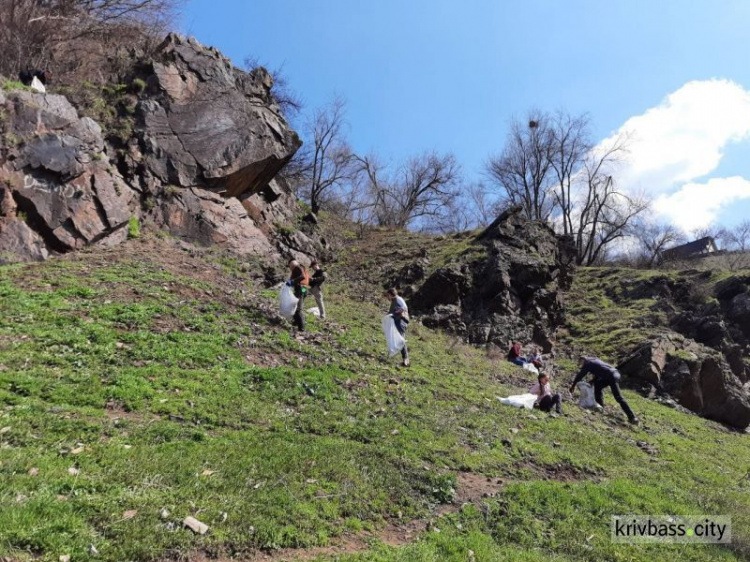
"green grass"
1,80,31,92
127,216,141,239
0,244,748,561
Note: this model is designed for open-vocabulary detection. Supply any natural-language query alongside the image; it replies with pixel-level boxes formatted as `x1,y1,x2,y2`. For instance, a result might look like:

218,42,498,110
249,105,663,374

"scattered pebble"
183,516,209,535
28,467,39,476
59,556,71,562
122,510,138,520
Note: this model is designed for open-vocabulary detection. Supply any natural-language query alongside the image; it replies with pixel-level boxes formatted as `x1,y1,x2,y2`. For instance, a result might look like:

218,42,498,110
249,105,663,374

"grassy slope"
0,235,748,562
561,267,747,364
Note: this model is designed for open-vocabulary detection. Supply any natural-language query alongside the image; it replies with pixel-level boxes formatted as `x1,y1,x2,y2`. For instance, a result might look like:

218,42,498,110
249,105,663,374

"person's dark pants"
293,287,306,331
538,394,562,414
393,315,409,362
509,358,525,366
594,372,636,421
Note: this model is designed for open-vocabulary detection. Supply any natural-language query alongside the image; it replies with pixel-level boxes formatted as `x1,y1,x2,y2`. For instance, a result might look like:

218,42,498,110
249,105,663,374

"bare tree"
464,181,500,229
243,57,303,119
633,220,685,267
485,111,555,222
304,97,358,214
0,0,182,81
720,220,750,252
548,111,591,236
574,134,648,265
718,220,750,270
355,152,461,229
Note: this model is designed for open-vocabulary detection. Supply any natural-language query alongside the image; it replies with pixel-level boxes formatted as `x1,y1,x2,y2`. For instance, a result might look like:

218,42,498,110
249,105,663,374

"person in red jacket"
507,341,526,366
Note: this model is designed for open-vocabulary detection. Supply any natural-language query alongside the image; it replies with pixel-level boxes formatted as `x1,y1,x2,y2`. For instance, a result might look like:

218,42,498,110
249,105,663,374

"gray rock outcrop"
1,34,322,264
0,88,137,262
618,334,750,429
410,207,576,351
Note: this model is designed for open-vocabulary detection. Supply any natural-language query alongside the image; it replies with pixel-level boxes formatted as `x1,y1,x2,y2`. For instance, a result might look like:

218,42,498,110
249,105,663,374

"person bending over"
570,356,639,424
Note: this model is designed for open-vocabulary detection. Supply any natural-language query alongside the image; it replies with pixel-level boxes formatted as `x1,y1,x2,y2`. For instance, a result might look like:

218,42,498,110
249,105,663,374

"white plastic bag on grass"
279,284,299,320
497,393,537,410
382,314,405,357
577,381,601,410
307,307,321,317
523,362,539,375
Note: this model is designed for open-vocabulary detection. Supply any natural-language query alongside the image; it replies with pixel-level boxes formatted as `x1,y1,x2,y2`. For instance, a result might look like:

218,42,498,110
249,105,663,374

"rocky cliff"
0,34,321,264
397,208,576,352
570,269,750,429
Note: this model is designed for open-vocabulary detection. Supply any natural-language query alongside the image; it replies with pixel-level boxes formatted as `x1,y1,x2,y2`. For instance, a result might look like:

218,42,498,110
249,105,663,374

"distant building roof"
661,236,718,261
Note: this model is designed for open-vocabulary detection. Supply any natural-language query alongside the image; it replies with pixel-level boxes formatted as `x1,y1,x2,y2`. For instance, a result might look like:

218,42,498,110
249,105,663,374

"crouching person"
531,373,563,414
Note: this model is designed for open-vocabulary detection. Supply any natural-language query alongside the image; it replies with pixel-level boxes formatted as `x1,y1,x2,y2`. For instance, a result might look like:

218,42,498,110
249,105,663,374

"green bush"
127,216,141,239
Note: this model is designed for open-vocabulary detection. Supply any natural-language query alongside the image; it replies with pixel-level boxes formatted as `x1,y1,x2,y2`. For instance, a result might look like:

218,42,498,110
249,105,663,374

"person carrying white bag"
383,287,410,366
279,283,299,320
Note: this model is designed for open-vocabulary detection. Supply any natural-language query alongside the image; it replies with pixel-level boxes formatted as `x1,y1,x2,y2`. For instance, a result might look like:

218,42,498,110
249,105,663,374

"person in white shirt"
530,373,562,414
386,287,409,367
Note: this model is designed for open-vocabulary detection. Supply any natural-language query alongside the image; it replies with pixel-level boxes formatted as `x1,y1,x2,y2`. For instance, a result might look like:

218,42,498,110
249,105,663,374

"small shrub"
1,80,30,92
128,216,141,239
3,132,21,147
130,78,147,94
16,211,28,223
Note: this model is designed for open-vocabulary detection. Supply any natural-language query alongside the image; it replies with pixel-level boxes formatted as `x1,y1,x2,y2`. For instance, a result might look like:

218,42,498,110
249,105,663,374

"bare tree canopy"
355,151,461,229
485,111,555,222
548,111,592,236
632,220,686,267
243,56,303,119
574,134,648,265
1,0,183,82
305,97,357,214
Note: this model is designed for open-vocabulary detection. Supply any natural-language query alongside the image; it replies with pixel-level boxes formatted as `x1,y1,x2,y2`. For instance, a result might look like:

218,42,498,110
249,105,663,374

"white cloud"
596,79,750,231
653,176,750,233
602,79,750,191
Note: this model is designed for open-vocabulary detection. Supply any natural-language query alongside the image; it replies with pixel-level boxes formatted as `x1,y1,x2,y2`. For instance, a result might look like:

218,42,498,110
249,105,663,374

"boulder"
123,34,301,198
412,207,574,350
0,87,137,260
619,334,750,429
154,187,275,256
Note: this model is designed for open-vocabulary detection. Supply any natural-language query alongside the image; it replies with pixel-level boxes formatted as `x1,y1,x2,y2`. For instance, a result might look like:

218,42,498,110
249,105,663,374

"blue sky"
182,0,750,232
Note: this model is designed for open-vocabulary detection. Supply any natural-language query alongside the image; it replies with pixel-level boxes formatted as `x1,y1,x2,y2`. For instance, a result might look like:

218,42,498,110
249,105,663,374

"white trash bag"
307,307,321,317
279,284,299,320
523,362,539,375
382,314,405,357
577,381,602,410
30,76,46,93
497,393,538,410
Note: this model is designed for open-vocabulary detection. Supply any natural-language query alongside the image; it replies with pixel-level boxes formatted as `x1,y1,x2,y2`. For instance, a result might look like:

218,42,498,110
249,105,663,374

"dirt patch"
104,401,156,423
512,459,604,483
172,471,514,562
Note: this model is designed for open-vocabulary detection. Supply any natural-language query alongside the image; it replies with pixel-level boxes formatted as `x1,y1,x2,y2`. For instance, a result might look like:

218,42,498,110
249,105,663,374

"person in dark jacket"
287,259,309,332
570,356,639,424
386,287,409,367
309,259,327,319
